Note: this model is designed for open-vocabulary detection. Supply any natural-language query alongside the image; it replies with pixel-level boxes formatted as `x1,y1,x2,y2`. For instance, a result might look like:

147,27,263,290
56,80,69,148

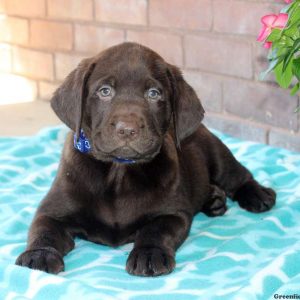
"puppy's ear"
167,64,205,147
51,58,95,137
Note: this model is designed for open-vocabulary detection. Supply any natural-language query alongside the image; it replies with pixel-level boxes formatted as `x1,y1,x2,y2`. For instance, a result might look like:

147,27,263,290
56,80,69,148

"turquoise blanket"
0,126,299,300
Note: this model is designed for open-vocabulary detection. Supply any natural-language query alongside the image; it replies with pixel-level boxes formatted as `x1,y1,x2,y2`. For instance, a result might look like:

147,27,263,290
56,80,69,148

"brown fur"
16,43,276,276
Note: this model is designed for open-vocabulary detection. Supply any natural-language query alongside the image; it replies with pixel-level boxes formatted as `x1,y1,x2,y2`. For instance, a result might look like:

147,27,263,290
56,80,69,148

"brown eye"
147,88,161,100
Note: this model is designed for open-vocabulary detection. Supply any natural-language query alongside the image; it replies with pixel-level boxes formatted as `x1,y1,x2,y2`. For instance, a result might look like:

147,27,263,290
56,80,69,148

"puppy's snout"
116,121,139,140
110,112,146,141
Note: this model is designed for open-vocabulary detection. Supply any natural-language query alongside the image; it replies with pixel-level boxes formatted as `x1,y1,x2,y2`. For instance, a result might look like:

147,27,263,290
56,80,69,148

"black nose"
115,121,139,140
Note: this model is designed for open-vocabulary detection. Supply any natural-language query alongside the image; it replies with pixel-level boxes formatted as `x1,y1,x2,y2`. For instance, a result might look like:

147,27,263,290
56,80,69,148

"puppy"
16,42,276,276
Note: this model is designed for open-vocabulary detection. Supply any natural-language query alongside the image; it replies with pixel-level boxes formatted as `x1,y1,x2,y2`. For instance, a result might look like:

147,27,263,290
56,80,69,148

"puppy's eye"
99,86,112,97
147,88,161,100
97,85,114,101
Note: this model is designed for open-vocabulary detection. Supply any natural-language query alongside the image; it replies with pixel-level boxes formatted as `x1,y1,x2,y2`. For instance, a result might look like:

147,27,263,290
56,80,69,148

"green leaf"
267,29,282,42
286,1,298,13
274,60,293,89
273,35,294,49
282,38,300,71
292,37,300,50
283,24,300,40
294,106,300,113
283,50,295,72
293,57,300,80
259,57,283,81
290,82,300,95
287,5,300,26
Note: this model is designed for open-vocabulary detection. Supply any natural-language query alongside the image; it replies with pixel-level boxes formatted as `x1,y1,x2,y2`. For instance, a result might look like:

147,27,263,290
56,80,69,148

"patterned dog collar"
74,129,136,164
113,157,136,164
73,129,91,154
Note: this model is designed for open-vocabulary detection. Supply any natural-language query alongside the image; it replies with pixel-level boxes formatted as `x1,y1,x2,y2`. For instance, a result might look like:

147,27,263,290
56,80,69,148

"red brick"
39,81,59,100
247,0,284,2
55,53,88,80
5,0,45,17
253,42,276,83
75,25,124,53
30,20,72,50
0,73,37,104
223,79,298,131
95,0,147,25
234,0,284,4
0,43,12,72
269,128,300,151
203,112,267,144
127,30,183,66
0,16,29,45
12,47,54,80
183,70,222,112
214,0,284,36
150,0,212,30
48,0,93,21
185,35,252,79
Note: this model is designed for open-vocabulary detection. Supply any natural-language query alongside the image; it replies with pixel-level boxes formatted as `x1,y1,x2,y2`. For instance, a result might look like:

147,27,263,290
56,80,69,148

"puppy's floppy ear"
167,64,205,147
51,58,95,137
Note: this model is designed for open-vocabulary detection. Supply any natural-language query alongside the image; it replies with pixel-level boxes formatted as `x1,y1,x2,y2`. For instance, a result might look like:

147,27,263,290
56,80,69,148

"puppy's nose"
115,121,139,140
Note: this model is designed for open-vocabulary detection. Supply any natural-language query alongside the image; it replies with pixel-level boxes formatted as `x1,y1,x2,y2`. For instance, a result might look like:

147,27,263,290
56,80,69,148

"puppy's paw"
234,180,276,213
15,247,64,274
202,185,227,217
126,247,175,277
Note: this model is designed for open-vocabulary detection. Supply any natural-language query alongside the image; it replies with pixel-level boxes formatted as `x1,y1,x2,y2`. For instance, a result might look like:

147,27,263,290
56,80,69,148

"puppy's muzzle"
115,120,140,141
111,115,145,142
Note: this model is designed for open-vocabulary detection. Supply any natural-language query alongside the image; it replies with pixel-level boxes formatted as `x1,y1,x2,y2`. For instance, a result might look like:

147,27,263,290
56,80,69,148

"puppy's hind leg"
232,180,276,213
201,128,276,214
202,185,227,217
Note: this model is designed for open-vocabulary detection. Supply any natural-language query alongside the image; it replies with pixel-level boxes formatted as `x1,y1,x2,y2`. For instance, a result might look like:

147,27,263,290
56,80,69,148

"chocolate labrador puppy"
16,42,276,276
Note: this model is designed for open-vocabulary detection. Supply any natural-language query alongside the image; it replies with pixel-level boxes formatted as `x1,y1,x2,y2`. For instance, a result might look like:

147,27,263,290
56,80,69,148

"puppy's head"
51,42,204,163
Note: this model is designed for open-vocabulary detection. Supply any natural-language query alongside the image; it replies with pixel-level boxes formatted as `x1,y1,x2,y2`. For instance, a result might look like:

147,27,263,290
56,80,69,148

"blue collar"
113,157,136,164
74,129,91,154
74,129,136,164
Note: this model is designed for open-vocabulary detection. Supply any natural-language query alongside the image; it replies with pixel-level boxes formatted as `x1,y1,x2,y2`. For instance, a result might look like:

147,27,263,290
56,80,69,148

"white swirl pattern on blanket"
0,126,299,300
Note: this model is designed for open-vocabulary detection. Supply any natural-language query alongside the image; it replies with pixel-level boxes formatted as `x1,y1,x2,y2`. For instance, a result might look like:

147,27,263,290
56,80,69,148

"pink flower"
257,13,289,48
285,0,293,3
264,41,272,49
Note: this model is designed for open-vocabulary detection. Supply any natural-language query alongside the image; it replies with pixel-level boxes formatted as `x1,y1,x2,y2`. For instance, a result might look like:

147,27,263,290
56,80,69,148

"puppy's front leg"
16,215,74,274
126,211,192,277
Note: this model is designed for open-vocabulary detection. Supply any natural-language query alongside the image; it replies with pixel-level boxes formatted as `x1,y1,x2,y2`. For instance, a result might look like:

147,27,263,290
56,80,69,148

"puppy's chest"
82,192,164,246
81,162,179,245
92,165,170,225
94,191,162,226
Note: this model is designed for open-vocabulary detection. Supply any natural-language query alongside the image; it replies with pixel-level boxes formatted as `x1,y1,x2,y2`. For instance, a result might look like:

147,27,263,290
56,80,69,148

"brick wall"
0,0,299,151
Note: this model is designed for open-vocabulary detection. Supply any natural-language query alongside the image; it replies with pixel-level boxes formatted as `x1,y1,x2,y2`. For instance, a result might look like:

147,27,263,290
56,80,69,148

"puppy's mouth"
112,146,140,158
93,144,162,163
